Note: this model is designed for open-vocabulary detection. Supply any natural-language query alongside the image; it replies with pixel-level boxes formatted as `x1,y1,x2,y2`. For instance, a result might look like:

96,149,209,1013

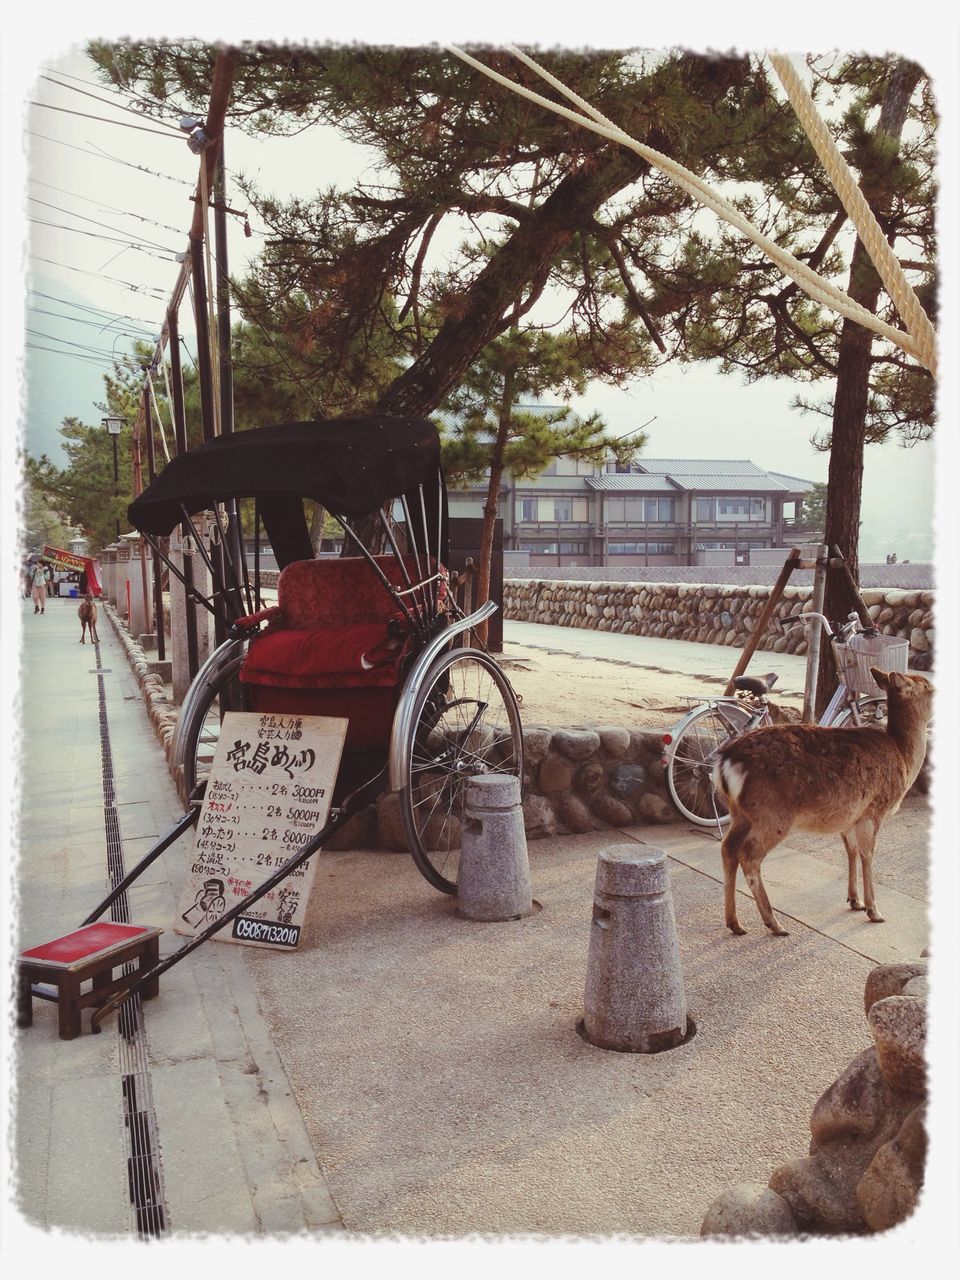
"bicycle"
662,611,908,827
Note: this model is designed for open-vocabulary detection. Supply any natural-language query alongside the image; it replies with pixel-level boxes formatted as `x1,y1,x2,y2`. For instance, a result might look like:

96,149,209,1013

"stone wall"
504,579,934,671
353,725,676,853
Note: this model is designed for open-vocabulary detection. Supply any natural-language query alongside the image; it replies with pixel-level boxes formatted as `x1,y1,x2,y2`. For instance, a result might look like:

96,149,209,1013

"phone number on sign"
231,916,301,947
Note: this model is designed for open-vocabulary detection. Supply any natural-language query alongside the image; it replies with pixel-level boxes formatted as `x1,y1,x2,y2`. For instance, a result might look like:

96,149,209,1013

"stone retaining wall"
504,579,935,671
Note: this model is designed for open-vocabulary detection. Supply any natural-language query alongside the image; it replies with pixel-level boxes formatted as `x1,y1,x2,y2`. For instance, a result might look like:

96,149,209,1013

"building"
448,455,818,569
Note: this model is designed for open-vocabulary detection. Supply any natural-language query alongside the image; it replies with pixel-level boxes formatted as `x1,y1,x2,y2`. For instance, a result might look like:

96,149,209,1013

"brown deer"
713,668,933,937
78,595,99,645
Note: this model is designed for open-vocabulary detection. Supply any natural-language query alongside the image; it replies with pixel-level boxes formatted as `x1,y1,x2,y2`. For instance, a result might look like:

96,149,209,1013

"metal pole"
112,434,120,540
144,382,165,658
166,306,199,680
802,543,829,723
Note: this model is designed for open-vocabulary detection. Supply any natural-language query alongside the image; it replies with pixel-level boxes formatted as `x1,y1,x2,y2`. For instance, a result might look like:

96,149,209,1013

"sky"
4,24,950,564
2,6,958,1270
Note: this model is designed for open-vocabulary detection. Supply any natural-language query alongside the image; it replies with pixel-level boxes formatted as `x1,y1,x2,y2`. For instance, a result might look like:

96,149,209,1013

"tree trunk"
474,368,516,646
816,60,922,714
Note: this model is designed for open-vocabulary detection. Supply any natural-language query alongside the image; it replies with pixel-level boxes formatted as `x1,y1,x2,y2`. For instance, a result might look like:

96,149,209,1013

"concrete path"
7,598,934,1244
11,596,339,1240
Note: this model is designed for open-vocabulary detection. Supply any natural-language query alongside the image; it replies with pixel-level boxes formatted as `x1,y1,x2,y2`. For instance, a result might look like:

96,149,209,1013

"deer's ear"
871,667,892,691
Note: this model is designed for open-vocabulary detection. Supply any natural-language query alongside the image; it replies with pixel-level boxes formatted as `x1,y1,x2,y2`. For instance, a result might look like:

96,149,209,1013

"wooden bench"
18,922,163,1040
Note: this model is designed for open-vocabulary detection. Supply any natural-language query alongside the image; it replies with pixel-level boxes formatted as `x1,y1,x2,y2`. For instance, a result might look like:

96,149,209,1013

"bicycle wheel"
399,647,524,894
171,646,246,799
665,702,755,827
831,696,887,728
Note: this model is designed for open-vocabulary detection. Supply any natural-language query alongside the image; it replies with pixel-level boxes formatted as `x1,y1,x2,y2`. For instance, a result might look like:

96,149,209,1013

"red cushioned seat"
241,622,404,689
239,556,440,750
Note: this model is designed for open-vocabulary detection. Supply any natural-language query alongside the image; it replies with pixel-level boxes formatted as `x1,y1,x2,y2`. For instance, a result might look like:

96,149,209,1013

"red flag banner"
42,546,102,596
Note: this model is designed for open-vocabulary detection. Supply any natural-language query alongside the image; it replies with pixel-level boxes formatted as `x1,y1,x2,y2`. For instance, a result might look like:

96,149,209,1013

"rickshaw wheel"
400,647,524,894
176,653,246,800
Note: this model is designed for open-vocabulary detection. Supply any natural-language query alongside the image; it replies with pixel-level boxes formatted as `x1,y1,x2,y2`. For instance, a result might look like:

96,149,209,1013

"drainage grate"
94,634,169,1239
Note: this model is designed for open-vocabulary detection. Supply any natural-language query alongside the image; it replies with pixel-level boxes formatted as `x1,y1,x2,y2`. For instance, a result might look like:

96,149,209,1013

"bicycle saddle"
733,672,778,696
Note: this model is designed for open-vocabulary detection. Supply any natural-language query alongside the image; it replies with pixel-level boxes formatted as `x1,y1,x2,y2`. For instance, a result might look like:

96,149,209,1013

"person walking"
31,561,50,614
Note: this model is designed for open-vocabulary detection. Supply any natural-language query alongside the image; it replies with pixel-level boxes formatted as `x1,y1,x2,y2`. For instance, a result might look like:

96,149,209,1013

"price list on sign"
176,711,347,949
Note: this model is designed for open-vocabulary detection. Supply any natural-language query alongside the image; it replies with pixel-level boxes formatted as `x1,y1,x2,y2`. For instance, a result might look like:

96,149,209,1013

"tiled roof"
767,470,818,494
629,459,813,493
636,459,766,476
666,473,798,492
585,474,681,492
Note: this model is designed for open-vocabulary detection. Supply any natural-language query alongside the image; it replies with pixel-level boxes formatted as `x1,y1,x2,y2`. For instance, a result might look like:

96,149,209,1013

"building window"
606,496,675,523
696,497,766,522
525,540,587,555
516,496,589,523
608,541,675,554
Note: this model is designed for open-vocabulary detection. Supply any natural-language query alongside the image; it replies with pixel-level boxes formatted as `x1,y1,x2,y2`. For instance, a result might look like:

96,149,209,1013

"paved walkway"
7,597,937,1247
10,596,339,1241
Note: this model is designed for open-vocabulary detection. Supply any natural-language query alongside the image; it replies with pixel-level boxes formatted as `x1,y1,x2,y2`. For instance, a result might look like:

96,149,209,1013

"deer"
712,667,934,938
78,594,99,645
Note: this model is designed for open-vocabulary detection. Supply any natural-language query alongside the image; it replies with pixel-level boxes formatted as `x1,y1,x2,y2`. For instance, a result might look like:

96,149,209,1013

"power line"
27,289,165,330
28,188,186,239
40,63,191,127
26,326,151,360
38,72,184,133
26,130,196,187
28,99,188,140
27,213,179,258
29,254,169,298
25,341,139,369
27,305,158,340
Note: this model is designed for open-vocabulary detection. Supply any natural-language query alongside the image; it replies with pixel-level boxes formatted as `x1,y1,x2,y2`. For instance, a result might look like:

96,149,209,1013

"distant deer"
78,594,99,645
713,668,934,937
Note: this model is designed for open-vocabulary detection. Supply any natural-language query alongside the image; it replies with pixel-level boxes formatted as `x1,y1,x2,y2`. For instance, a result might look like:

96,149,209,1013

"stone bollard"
582,845,688,1052
458,774,532,921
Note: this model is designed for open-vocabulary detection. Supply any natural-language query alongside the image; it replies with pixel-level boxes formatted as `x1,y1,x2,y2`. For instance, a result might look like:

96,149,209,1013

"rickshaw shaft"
90,775,380,1033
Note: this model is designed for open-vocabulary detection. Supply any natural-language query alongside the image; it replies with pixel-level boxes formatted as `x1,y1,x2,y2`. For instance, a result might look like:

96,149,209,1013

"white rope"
146,370,172,464
446,45,932,372
767,53,936,376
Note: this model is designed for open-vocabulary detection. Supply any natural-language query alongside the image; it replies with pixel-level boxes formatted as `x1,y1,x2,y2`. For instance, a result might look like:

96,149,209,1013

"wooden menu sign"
176,711,347,949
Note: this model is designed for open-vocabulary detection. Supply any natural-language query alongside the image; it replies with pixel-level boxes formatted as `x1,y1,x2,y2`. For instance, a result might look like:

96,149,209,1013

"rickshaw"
68,416,523,1029
134,414,523,886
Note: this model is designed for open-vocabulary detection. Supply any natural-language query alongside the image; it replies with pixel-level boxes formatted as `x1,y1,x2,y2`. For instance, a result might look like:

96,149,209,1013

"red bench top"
21,922,161,968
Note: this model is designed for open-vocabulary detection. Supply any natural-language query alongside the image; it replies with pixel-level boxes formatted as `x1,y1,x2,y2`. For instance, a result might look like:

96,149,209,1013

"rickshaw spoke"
401,648,523,893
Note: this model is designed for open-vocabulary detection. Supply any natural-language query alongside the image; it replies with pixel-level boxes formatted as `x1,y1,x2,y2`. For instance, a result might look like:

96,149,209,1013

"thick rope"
768,54,936,376
446,45,933,373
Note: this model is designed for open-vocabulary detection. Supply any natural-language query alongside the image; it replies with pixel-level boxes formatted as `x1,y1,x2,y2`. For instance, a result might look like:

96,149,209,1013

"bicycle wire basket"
832,630,909,696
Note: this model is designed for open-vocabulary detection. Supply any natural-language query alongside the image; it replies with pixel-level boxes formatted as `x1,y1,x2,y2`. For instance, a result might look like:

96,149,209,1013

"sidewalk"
9,597,931,1242
11,596,339,1239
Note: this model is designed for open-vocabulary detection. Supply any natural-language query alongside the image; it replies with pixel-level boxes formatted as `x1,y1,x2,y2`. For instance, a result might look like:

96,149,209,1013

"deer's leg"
844,817,884,923
737,826,789,936
721,825,747,936
843,836,864,911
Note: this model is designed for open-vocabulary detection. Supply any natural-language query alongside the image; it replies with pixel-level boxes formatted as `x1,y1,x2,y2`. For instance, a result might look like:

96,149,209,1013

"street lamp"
102,416,124,541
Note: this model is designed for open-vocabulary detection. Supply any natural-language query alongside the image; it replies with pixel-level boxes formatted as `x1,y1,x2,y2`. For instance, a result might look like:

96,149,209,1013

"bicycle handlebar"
779,611,873,642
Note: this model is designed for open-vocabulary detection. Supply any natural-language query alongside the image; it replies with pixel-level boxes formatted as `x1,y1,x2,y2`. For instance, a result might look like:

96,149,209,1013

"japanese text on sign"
176,712,346,949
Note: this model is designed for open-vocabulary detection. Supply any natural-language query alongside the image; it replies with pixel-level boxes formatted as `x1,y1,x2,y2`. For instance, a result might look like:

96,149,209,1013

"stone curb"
103,603,180,764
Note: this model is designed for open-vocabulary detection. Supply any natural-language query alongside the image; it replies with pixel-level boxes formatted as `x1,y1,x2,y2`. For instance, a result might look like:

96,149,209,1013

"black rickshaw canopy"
128,416,446,569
